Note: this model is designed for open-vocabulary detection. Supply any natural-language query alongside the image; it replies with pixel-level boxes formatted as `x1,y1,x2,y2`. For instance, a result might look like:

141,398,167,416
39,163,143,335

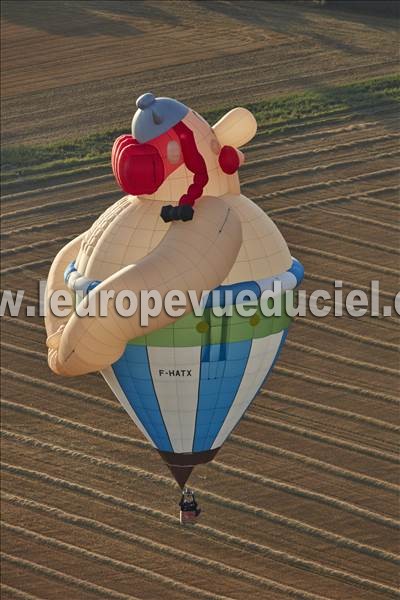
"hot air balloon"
45,93,304,522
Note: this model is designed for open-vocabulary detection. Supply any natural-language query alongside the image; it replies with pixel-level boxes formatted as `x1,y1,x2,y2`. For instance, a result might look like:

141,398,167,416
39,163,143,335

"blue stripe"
112,345,173,451
64,260,77,283
85,280,101,294
203,258,304,308
288,258,304,286
192,339,252,452
210,329,289,447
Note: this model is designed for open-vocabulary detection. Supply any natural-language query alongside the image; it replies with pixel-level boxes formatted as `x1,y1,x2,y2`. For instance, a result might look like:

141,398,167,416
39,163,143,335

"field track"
1,2,399,600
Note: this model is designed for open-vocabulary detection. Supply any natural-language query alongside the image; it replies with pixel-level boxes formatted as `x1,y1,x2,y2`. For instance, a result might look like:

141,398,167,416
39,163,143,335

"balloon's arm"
45,233,85,339
49,196,242,377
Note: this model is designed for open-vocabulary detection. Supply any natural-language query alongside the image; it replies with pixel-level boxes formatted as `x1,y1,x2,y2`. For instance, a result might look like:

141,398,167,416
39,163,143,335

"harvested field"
2,0,400,146
1,2,399,600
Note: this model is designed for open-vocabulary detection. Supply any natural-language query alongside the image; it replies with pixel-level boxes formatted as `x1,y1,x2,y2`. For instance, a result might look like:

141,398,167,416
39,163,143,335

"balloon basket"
180,510,200,525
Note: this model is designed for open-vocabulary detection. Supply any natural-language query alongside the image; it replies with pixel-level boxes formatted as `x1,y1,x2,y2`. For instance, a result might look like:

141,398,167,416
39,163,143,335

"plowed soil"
1,2,399,600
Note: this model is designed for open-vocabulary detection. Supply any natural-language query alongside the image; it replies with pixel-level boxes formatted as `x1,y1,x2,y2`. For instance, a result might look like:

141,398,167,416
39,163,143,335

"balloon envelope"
101,258,304,455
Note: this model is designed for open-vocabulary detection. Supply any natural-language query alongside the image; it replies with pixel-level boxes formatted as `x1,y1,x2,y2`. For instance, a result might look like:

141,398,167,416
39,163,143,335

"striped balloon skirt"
101,258,304,457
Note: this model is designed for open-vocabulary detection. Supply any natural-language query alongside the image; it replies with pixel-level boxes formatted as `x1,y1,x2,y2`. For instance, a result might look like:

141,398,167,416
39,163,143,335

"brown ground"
1,2,399,600
2,0,399,146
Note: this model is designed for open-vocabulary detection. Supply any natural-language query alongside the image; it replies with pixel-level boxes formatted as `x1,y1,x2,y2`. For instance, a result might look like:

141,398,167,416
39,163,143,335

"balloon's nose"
112,135,165,195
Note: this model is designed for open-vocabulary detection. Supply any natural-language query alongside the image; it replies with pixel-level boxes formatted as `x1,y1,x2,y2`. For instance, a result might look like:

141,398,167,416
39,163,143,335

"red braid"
173,121,209,207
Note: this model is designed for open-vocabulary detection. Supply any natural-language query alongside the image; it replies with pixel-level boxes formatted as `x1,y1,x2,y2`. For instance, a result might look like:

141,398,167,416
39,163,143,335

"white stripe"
67,271,96,294
211,331,283,449
67,271,79,286
101,366,156,447
258,271,297,293
147,346,201,453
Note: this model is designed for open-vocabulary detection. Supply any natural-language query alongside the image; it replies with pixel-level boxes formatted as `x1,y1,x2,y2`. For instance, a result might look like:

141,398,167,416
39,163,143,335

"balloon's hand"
46,325,65,350
46,325,68,375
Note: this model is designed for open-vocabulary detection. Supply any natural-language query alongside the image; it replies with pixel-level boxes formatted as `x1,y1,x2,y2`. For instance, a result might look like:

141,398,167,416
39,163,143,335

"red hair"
173,121,209,207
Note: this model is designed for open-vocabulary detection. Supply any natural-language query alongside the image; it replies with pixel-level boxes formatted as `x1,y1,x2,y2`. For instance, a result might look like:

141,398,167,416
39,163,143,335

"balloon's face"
112,110,243,205
112,127,184,196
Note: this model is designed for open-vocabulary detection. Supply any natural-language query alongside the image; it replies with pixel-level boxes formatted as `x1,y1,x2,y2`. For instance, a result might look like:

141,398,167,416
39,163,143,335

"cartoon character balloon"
45,93,303,489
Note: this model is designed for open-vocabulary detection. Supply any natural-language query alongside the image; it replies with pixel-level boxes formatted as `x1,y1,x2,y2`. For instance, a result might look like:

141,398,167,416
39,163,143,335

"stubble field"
1,2,399,600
